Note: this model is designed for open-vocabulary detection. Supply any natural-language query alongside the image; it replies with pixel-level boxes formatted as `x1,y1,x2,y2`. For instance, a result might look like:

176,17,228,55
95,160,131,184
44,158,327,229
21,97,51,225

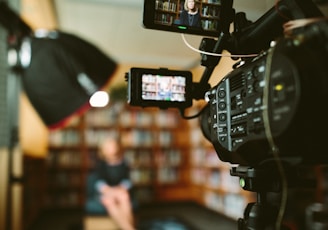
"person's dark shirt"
94,159,131,189
179,10,202,28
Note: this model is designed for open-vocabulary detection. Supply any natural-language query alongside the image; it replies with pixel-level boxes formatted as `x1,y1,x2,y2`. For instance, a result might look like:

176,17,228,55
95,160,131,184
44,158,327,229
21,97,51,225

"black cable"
179,105,207,120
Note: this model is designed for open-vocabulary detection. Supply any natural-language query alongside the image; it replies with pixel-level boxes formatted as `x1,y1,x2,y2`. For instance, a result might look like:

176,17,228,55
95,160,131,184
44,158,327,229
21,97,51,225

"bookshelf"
44,100,257,220
154,0,221,32
45,101,192,208
45,118,85,208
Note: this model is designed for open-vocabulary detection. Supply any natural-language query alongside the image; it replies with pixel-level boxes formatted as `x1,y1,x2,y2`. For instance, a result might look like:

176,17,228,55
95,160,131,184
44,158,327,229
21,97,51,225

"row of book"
155,14,219,30
130,167,180,185
155,0,178,12
49,129,179,148
191,168,241,192
130,168,153,184
121,130,175,147
86,129,178,147
124,149,153,166
155,13,175,25
43,192,81,208
155,149,182,166
85,104,179,128
204,191,248,220
201,19,219,30
48,129,81,147
157,167,180,183
47,171,82,188
88,150,182,183
82,148,183,175
84,129,118,147
119,110,153,127
190,146,231,168
154,0,221,12
201,5,220,18
124,148,182,166
202,0,221,4
85,107,120,127
46,150,82,168
120,110,179,128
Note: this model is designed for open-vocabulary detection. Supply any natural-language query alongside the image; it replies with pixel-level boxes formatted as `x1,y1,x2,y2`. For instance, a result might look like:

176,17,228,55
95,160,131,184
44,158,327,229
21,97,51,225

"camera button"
218,102,226,110
218,90,226,98
219,114,227,121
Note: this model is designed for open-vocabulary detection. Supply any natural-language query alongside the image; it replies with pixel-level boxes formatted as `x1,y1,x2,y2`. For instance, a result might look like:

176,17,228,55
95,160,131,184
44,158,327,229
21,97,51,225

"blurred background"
0,0,327,230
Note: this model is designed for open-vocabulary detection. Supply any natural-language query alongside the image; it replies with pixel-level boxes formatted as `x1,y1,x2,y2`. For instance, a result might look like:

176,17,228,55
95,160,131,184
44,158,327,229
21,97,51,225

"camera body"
202,21,328,166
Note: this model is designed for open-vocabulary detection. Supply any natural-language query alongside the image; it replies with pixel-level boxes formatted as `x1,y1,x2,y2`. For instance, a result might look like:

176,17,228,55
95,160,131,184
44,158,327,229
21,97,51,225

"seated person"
179,0,202,28
85,136,135,230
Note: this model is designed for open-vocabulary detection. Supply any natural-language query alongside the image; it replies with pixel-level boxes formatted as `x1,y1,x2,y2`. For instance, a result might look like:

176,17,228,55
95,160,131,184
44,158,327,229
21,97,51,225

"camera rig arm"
194,0,324,102
228,0,324,55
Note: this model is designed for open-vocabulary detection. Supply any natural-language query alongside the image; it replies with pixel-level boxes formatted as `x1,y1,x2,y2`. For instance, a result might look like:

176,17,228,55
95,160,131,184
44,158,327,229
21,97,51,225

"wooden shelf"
42,101,257,220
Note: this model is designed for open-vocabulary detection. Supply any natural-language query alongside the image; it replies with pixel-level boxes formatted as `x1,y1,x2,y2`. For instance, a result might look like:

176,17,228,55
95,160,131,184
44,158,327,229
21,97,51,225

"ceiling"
52,0,279,69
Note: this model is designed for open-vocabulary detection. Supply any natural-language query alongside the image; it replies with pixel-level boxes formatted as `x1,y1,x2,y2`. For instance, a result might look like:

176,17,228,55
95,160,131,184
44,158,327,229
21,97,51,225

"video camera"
201,20,328,167
126,0,328,166
126,0,328,228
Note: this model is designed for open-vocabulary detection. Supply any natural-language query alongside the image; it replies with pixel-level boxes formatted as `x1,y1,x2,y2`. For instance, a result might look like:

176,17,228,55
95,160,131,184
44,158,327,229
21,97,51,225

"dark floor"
28,201,238,230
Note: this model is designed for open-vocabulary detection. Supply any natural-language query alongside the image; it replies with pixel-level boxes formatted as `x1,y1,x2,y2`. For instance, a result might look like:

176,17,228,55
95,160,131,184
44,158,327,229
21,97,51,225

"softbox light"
21,31,117,130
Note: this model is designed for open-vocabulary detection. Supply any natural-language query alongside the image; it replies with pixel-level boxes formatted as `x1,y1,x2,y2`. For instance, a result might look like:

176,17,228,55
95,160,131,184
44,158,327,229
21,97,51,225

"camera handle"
231,165,292,230
191,0,323,101
190,0,235,101
191,31,231,100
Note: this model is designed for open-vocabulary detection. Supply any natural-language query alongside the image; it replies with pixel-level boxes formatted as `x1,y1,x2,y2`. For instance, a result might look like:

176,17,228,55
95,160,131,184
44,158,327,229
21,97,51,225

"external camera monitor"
127,67,193,109
143,0,222,37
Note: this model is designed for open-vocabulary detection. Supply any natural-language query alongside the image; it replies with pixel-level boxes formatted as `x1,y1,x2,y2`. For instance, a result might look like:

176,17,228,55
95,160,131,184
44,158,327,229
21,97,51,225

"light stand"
0,3,118,230
6,67,23,230
0,2,32,229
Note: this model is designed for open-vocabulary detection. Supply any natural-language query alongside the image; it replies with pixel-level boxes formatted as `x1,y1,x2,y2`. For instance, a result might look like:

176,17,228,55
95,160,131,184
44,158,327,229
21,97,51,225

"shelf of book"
23,156,47,229
45,117,85,208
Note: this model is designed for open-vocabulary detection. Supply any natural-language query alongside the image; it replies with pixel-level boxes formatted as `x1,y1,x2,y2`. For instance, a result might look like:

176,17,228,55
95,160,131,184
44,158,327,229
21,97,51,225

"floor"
28,201,238,230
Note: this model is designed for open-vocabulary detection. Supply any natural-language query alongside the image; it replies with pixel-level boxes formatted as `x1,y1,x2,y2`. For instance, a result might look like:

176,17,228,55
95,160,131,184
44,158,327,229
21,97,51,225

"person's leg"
114,188,134,225
101,188,135,230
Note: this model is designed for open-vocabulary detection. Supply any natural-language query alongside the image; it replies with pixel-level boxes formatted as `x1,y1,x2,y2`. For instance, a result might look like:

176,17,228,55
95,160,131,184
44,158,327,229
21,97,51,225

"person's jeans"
85,195,107,215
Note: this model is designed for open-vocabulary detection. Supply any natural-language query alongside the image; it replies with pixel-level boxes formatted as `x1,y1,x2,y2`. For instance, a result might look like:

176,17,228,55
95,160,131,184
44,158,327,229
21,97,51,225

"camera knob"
124,72,129,82
253,80,260,92
218,102,226,110
218,90,226,98
219,113,227,121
